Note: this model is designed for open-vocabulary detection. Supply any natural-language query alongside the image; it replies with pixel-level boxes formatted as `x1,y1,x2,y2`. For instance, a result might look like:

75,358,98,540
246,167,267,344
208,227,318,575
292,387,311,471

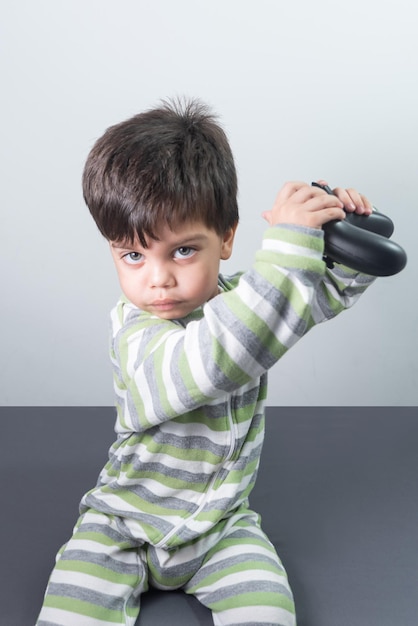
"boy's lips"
150,299,182,311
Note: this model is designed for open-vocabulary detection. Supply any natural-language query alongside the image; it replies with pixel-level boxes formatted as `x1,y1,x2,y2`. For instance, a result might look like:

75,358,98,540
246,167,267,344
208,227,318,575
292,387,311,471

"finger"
301,185,344,207
307,194,346,215
298,192,346,221
300,203,346,229
333,186,360,212
314,179,330,188
344,189,373,215
276,181,310,203
271,182,310,216
359,193,373,214
346,187,366,212
262,210,273,225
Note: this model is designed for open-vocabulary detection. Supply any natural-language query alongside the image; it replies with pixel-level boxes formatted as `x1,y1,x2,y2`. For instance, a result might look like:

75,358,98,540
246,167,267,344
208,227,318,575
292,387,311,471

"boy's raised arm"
111,221,373,431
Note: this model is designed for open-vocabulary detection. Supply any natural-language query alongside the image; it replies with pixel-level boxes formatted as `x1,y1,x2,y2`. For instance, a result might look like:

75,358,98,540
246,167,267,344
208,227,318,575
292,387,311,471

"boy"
36,98,374,626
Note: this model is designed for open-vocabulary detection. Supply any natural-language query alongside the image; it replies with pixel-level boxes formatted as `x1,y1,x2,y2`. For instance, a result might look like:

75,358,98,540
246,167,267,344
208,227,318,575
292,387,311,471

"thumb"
262,210,273,225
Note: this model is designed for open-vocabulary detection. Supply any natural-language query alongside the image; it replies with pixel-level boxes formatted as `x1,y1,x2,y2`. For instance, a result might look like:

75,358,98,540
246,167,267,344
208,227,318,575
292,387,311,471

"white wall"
1,0,417,406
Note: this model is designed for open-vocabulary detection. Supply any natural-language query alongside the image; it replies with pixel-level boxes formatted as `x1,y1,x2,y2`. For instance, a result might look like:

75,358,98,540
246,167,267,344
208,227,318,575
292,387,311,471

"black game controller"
311,182,407,276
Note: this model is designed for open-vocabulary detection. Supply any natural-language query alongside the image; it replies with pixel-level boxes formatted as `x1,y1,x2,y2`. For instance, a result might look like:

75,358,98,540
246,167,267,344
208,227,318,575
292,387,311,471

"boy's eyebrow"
111,233,211,249
170,234,210,246
110,242,132,250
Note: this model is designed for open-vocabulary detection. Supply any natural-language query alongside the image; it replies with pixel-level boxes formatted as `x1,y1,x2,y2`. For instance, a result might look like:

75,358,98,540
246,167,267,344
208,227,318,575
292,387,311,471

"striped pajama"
37,225,374,625
37,506,295,626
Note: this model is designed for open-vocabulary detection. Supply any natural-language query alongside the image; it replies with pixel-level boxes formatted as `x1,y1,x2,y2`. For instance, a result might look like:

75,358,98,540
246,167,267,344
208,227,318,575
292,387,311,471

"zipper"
154,398,236,548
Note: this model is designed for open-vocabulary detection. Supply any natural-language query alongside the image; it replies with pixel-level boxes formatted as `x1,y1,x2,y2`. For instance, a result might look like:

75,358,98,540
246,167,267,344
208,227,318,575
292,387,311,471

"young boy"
36,98,374,626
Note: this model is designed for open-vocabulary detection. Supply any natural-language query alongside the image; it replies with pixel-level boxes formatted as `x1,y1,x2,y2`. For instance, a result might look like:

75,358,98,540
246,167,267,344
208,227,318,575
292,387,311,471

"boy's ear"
220,222,238,260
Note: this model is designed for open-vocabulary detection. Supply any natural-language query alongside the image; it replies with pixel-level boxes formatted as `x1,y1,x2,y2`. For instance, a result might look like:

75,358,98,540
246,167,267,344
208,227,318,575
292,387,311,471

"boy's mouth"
150,299,182,311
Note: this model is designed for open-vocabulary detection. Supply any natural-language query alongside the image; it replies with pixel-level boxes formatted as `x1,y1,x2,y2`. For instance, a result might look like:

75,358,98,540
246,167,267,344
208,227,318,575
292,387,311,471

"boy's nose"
149,262,175,288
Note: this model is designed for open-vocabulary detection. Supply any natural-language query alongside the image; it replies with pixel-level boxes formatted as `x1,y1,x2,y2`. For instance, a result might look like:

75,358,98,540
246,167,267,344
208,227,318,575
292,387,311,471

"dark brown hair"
82,98,239,246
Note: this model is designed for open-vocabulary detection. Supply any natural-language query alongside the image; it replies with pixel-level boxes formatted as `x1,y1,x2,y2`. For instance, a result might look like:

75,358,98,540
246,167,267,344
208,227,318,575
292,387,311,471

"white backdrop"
1,0,417,406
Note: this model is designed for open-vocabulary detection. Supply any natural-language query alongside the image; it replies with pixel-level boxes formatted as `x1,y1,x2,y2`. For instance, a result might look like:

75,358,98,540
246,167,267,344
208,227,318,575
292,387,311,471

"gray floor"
2,406,417,626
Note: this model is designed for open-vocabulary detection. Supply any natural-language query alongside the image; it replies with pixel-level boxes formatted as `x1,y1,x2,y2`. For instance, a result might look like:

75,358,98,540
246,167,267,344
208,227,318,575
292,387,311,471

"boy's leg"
184,507,296,626
36,509,147,626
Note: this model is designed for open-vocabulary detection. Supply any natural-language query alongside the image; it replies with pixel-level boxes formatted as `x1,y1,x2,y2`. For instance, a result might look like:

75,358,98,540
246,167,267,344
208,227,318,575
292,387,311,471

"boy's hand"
262,181,372,230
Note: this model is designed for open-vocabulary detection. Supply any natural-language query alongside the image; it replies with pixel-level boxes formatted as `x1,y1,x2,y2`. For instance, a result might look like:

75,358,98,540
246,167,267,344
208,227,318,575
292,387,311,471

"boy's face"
109,221,237,319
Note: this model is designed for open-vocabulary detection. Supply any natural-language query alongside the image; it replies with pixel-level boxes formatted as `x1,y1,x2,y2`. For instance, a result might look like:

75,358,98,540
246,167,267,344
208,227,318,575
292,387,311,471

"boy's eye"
174,246,196,259
123,252,143,265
